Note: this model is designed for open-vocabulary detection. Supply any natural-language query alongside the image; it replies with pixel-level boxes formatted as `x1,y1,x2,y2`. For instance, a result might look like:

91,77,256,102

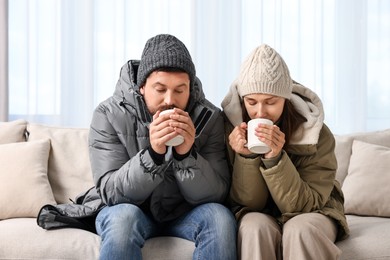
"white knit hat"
236,44,292,99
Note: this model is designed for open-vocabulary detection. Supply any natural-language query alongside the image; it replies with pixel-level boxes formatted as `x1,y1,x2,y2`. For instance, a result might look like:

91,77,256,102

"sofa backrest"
27,123,94,204
334,128,390,186
0,119,27,144
3,119,390,208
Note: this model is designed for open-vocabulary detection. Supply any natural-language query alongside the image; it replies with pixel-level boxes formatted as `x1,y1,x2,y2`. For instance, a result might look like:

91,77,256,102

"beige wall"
0,0,8,121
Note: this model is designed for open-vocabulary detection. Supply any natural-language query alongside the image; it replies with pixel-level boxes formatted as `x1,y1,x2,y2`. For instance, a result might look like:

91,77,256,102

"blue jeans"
96,202,237,260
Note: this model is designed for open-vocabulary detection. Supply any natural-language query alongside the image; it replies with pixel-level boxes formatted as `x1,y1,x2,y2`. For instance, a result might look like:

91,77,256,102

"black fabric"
37,205,99,233
148,146,166,165
37,187,105,234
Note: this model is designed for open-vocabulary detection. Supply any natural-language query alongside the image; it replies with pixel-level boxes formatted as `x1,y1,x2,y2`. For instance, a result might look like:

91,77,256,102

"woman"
221,44,349,260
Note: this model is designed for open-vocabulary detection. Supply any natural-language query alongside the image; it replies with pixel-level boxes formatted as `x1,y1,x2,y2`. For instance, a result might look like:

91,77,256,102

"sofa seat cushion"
336,215,390,260
143,237,194,260
0,218,100,259
0,218,195,260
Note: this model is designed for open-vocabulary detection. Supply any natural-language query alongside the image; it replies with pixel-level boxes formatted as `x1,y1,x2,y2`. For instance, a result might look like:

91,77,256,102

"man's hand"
149,108,195,155
167,108,195,155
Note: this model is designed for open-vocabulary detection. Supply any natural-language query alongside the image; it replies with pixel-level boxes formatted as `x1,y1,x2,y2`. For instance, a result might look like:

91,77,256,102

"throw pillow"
334,136,353,186
0,119,27,144
342,140,390,217
0,139,56,220
27,124,94,204
334,128,390,186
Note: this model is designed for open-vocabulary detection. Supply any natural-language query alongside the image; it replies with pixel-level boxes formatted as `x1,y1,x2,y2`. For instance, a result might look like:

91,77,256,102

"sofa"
1,119,390,260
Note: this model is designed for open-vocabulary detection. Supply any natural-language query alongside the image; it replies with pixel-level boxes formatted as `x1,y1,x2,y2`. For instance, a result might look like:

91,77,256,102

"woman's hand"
229,121,286,159
256,123,285,159
229,122,252,156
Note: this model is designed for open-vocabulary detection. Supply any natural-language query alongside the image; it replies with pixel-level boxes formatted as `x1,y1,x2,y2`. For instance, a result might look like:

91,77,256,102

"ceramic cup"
247,118,273,154
159,109,184,146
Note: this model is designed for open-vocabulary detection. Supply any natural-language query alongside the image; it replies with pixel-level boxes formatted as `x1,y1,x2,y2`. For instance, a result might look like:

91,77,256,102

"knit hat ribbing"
137,34,196,89
237,44,292,99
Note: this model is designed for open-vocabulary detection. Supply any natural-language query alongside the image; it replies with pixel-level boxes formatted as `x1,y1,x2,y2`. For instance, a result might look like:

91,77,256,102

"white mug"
159,109,184,146
247,118,273,154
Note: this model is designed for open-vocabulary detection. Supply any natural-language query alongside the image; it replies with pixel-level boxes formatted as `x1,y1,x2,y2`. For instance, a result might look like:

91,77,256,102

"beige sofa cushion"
0,218,100,259
342,140,390,217
0,218,195,260
0,139,56,219
27,124,94,204
336,215,390,260
334,128,390,185
0,119,27,144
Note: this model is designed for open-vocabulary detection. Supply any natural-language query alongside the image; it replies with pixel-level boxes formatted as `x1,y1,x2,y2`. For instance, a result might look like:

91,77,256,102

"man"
89,34,236,259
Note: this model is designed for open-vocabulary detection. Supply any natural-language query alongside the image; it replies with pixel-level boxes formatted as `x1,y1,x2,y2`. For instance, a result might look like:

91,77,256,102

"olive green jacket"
222,82,349,241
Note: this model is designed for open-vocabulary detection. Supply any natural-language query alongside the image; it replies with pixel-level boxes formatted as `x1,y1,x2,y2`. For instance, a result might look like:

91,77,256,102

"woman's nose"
257,105,266,118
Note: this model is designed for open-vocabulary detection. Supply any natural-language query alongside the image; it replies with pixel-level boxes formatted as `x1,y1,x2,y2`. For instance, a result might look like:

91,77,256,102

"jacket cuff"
261,152,282,169
173,146,197,161
236,152,262,164
148,146,166,165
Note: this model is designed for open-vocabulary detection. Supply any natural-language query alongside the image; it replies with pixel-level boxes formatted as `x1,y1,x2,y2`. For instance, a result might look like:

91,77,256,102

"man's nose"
164,92,175,106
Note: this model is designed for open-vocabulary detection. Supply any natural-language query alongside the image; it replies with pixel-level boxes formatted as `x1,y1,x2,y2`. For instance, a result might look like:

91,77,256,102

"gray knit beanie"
137,34,196,89
237,44,292,99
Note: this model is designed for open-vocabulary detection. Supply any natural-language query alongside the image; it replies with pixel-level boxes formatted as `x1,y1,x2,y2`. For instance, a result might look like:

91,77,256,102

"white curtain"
7,0,390,134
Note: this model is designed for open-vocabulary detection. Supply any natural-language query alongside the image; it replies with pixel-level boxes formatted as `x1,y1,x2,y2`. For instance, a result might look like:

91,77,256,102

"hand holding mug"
247,118,273,154
159,109,184,146
157,108,195,156
228,122,251,155
248,119,285,159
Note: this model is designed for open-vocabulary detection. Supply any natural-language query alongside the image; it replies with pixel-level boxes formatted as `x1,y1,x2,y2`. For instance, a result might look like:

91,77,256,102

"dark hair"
155,67,187,73
139,67,190,88
242,99,307,148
